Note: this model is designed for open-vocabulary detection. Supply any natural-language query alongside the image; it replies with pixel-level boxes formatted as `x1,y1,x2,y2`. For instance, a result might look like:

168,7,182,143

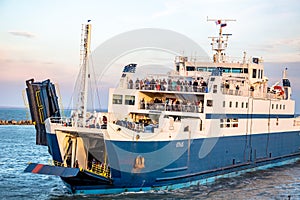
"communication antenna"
207,17,236,63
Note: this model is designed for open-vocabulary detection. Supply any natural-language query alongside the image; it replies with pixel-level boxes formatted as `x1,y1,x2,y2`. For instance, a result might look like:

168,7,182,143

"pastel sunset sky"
1,0,300,111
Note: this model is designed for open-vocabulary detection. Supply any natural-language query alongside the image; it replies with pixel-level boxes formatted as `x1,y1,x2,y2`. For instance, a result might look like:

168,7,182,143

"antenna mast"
207,18,236,63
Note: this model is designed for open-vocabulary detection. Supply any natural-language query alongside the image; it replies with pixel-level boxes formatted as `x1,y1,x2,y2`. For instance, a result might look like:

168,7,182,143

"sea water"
0,108,299,199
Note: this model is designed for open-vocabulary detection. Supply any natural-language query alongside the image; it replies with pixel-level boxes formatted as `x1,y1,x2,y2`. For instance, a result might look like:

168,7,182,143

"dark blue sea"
0,108,300,199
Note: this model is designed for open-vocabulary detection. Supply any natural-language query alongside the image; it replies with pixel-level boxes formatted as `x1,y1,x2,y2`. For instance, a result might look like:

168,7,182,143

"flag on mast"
215,20,221,25
221,23,227,27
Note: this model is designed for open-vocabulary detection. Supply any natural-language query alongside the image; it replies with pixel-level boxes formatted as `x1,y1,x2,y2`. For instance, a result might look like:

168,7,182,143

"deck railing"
141,102,203,113
127,82,208,93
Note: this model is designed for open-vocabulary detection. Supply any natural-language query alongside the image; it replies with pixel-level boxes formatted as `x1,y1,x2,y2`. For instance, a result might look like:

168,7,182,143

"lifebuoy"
273,85,284,96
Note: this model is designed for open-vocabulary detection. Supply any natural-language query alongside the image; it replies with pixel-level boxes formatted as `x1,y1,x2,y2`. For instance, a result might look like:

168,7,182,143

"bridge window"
236,102,238,108
243,68,248,73
112,94,122,104
207,67,215,72
186,66,195,71
232,68,243,73
197,67,207,71
222,68,231,73
223,101,226,107
241,102,244,108
252,69,257,78
125,95,135,105
229,101,232,108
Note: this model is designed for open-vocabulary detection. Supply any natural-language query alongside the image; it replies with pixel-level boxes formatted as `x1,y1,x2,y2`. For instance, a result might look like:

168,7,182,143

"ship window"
220,118,239,128
197,67,207,71
112,94,123,104
199,119,203,131
276,104,278,109
246,102,248,108
186,66,195,71
280,104,282,109
260,70,263,78
223,101,226,107
252,69,257,78
213,85,217,93
258,69,261,78
176,65,180,72
241,102,244,108
232,68,243,73
207,100,213,107
243,68,248,73
283,105,285,110
125,95,135,105
236,102,238,108
229,101,232,108
222,68,231,73
272,104,274,109
207,67,215,72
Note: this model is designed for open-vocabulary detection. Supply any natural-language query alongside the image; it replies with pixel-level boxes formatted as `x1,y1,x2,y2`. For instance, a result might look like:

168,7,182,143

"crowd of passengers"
140,98,204,113
116,120,156,133
128,77,208,92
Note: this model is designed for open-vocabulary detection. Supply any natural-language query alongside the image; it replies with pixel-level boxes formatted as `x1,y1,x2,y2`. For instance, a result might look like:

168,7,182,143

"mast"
207,18,236,63
77,21,92,127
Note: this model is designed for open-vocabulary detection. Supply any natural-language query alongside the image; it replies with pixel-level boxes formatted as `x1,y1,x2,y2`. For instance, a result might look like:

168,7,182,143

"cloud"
246,37,300,62
8,31,36,38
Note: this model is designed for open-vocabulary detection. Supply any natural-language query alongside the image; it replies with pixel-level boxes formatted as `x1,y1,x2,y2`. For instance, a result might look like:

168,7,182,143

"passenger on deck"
74,160,79,168
135,78,140,89
235,85,240,95
140,98,145,109
128,79,133,89
139,79,144,89
200,78,207,92
161,79,167,91
193,79,198,92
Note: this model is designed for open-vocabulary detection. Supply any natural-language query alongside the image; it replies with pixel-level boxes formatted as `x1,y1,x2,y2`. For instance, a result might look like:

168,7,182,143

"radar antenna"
207,17,236,63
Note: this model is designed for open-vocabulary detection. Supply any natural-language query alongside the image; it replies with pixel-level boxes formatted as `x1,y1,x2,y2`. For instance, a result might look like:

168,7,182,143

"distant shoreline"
0,119,33,125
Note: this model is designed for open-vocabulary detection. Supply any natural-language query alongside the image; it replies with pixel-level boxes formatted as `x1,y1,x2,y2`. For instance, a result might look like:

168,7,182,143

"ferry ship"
24,19,300,195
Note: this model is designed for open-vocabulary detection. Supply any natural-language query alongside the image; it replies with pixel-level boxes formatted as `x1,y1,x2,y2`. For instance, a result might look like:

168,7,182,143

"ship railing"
49,116,107,129
221,88,281,100
50,117,72,126
49,159,111,179
115,120,147,133
140,102,203,113
88,163,111,178
127,82,208,93
221,88,246,96
49,159,64,167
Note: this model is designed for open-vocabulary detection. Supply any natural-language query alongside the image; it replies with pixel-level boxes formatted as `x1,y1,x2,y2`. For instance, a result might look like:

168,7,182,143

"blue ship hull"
46,130,300,194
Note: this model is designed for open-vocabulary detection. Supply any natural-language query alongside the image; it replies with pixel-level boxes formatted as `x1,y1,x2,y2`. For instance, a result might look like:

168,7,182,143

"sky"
0,0,300,111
